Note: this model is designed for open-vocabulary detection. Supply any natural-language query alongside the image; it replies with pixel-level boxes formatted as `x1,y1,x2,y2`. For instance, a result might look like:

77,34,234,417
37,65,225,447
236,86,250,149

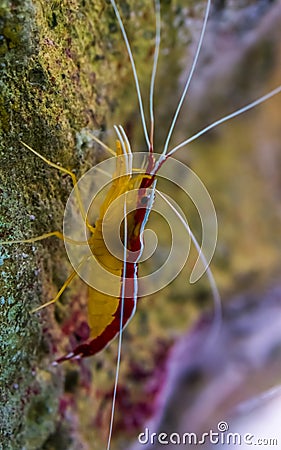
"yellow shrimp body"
58,141,152,361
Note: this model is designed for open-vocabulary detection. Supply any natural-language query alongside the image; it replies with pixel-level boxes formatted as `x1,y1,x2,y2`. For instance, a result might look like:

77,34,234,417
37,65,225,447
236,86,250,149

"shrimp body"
57,141,155,362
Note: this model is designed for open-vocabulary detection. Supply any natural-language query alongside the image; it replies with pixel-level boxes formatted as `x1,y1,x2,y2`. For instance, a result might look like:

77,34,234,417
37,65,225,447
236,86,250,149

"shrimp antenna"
162,0,211,157
119,125,133,174
106,195,129,450
149,0,161,150
110,0,150,150
167,85,281,157
113,125,131,175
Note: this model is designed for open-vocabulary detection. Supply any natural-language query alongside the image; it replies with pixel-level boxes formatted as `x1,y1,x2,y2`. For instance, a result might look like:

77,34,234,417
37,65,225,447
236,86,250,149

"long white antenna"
106,196,128,450
113,124,129,174
149,0,161,148
162,0,211,157
166,85,281,158
119,125,132,155
119,125,133,175
110,0,150,150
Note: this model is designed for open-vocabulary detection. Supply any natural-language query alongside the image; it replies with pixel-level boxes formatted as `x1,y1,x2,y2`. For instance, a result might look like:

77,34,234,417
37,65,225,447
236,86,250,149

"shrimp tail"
54,296,136,363
54,263,138,363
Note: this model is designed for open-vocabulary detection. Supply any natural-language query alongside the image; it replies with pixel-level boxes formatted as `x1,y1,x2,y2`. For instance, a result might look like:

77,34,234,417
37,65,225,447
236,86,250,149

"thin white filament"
113,124,129,174
119,125,132,155
167,85,281,158
106,196,128,450
149,0,161,147
162,0,211,157
110,0,150,150
157,190,222,340
113,124,125,153
118,125,133,174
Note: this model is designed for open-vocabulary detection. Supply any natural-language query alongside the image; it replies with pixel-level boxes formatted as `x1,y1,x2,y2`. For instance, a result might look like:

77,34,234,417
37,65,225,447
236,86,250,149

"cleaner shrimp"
0,1,280,449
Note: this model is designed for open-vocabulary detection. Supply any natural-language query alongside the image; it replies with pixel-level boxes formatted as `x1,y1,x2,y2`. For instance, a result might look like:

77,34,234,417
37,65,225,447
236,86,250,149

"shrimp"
0,1,280,449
